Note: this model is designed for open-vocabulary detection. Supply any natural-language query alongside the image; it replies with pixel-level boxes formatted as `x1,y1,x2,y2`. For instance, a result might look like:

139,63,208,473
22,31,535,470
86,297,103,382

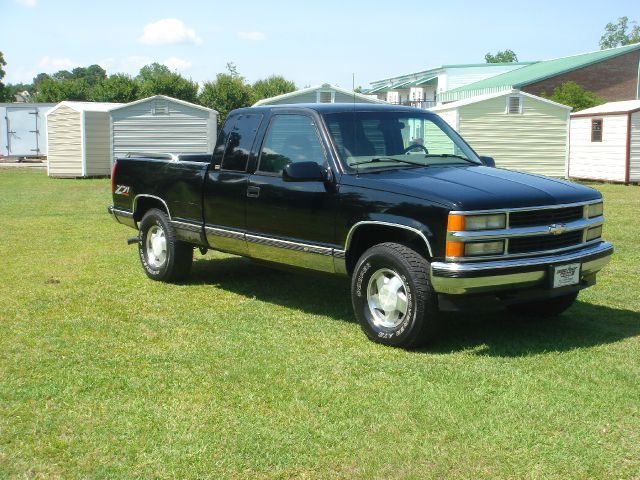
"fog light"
464,241,505,256
586,226,602,241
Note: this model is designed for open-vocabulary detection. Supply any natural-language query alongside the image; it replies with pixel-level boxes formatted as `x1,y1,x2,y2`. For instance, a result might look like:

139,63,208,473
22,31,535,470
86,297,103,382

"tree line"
0,58,295,126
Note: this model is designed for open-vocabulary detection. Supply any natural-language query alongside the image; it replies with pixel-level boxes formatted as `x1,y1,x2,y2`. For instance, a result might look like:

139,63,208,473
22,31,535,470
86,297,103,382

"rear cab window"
217,113,263,172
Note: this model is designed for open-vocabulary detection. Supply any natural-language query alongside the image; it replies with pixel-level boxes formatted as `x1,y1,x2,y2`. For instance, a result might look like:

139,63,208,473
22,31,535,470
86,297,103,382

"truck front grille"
509,206,584,228
509,231,583,254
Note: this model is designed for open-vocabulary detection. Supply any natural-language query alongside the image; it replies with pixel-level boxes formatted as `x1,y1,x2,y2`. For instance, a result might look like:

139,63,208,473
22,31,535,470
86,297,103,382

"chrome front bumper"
107,205,137,229
430,242,613,294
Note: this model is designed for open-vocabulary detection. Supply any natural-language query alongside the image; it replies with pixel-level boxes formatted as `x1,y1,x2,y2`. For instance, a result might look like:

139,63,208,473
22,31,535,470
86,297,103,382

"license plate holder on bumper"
549,262,581,289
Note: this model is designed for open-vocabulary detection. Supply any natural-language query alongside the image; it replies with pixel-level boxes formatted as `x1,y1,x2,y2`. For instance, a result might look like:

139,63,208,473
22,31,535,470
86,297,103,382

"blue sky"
2,0,639,89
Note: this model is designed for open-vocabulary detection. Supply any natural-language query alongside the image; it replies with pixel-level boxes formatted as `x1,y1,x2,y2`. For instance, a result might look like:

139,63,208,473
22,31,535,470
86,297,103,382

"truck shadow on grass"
188,256,640,357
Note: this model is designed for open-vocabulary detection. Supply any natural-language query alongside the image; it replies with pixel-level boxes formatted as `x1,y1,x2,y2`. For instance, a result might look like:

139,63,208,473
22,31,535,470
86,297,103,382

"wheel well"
345,224,430,275
134,196,169,222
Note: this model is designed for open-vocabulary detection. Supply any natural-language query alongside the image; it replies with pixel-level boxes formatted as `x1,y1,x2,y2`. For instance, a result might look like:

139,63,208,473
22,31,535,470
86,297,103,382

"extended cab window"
220,113,263,172
257,115,326,174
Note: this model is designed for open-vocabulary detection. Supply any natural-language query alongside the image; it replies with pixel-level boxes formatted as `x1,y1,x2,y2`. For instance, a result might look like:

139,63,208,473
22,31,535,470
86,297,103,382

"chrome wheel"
367,268,409,329
145,225,167,268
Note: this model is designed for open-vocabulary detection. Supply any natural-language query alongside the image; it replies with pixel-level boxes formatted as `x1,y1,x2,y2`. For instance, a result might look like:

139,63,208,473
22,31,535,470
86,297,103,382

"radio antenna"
352,72,359,178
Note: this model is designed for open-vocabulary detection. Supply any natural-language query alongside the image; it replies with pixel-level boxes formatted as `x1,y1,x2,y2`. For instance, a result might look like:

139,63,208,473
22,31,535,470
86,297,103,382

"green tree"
600,16,640,49
52,70,73,81
91,74,140,103
136,63,198,102
252,75,296,101
33,72,51,87
0,51,8,101
542,81,605,112
34,77,90,102
485,49,518,63
199,65,255,127
71,64,107,86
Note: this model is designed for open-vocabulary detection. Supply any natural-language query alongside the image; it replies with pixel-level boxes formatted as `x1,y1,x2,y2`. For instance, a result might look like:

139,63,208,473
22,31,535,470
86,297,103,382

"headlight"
447,213,506,231
586,226,602,241
464,241,505,256
587,202,603,218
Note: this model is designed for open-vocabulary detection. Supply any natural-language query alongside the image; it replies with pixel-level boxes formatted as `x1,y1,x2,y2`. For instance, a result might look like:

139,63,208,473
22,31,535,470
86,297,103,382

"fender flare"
344,219,434,257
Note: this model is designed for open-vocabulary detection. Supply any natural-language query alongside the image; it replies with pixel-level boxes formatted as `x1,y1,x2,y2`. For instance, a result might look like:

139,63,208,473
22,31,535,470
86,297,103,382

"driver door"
245,113,338,272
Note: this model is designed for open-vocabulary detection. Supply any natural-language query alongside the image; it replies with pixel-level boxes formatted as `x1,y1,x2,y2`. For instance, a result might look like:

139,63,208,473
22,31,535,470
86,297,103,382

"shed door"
6,107,40,156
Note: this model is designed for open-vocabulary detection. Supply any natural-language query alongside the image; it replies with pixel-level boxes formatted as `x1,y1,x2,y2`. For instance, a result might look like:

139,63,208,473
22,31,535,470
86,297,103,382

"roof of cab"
240,103,436,115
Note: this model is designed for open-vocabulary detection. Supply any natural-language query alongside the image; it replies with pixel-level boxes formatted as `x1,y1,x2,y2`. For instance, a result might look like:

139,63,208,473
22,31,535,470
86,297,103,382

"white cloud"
38,56,78,71
100,55,152,73
162,56,192,70
237,31,266,41
139,19,202,45
15,0,37,7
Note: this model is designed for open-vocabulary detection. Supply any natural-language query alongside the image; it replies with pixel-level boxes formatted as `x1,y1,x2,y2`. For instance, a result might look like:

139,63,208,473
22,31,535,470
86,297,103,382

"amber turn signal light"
447,214,465,231
445,241,464,257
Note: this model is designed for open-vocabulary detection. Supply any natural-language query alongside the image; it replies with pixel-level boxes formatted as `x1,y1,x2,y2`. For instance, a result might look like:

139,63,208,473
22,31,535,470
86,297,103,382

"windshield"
323,111,481,170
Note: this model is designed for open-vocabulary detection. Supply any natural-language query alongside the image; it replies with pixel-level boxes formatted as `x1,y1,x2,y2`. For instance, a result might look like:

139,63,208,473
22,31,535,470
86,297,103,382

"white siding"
84,111,112,176
568,115,628,182
458,95,568,177
434,109,458,130
630,111,640,182
112,99,214,162
47,105,82,177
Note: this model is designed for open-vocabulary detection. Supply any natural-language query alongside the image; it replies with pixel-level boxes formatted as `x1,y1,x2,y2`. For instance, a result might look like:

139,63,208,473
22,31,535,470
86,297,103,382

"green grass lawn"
1,169,639,479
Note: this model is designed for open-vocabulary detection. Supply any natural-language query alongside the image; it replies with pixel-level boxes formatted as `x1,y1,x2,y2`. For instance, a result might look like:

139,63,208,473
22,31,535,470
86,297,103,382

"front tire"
138,208,193,282
351,242,440,348
507,292,578,318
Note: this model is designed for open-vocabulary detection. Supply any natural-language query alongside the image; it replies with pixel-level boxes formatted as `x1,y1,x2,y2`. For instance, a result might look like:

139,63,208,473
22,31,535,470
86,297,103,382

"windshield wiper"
424,154,477,164
351,157,427,167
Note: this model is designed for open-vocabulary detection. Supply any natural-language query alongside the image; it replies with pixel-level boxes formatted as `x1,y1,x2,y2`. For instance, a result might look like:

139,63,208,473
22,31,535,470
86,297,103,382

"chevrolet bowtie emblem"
548,223,567,235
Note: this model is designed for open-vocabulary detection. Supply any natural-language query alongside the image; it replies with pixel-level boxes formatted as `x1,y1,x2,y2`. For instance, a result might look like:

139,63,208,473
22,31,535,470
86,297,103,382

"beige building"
430,90,571,177
568,100,640,184
46,102,120,177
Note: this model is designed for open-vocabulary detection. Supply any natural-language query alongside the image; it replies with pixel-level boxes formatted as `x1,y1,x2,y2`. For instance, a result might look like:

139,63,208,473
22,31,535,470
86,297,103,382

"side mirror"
282,161,327,182
479,156,495,167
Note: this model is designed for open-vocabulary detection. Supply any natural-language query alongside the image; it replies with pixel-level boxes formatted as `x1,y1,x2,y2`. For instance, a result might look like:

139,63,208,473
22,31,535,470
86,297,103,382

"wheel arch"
133,195,171,223
343,221,434,276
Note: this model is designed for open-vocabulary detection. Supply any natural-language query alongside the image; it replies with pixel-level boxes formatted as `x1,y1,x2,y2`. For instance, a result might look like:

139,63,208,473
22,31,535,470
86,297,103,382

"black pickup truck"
108,103,613,348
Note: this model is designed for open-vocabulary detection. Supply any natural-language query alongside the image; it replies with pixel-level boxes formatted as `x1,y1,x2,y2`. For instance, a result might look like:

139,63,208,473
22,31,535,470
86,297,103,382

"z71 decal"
115,185,130,196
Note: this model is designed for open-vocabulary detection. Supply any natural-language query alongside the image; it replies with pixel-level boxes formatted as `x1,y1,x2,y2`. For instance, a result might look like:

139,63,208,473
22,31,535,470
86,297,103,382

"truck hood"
341,165,601,210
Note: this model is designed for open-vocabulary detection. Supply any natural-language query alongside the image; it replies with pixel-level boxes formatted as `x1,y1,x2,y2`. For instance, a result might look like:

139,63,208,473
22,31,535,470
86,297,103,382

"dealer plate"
552,262,581,288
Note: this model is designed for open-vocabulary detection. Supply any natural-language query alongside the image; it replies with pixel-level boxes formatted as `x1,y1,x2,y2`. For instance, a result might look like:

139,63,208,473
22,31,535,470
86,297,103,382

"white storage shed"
568,100,640,184
429,90,572,177
253,84,386,106
110,95,217,162
46,102,121,177
1,103,55,157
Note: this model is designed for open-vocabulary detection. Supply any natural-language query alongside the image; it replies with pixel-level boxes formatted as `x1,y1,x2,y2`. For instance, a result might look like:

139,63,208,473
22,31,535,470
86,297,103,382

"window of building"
591,119,603,142
257,115,326,174
220,113,263,172
506,95,522,114
152,101,169,115
386,91,400,104
316,90,335,103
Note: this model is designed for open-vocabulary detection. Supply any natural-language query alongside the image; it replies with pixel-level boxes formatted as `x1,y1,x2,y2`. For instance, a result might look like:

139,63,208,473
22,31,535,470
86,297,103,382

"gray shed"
1,103,56,157
110,95,217,162
46,101,121,177
253,84,385,106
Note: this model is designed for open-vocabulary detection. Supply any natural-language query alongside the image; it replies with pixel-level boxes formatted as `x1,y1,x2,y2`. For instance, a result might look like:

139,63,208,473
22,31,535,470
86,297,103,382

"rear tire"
507,292,578,318
138,208,193,282
351,242,440,348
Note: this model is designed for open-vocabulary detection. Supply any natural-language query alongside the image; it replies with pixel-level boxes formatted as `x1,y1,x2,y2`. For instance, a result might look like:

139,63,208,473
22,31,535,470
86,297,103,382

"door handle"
247,186,260,198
